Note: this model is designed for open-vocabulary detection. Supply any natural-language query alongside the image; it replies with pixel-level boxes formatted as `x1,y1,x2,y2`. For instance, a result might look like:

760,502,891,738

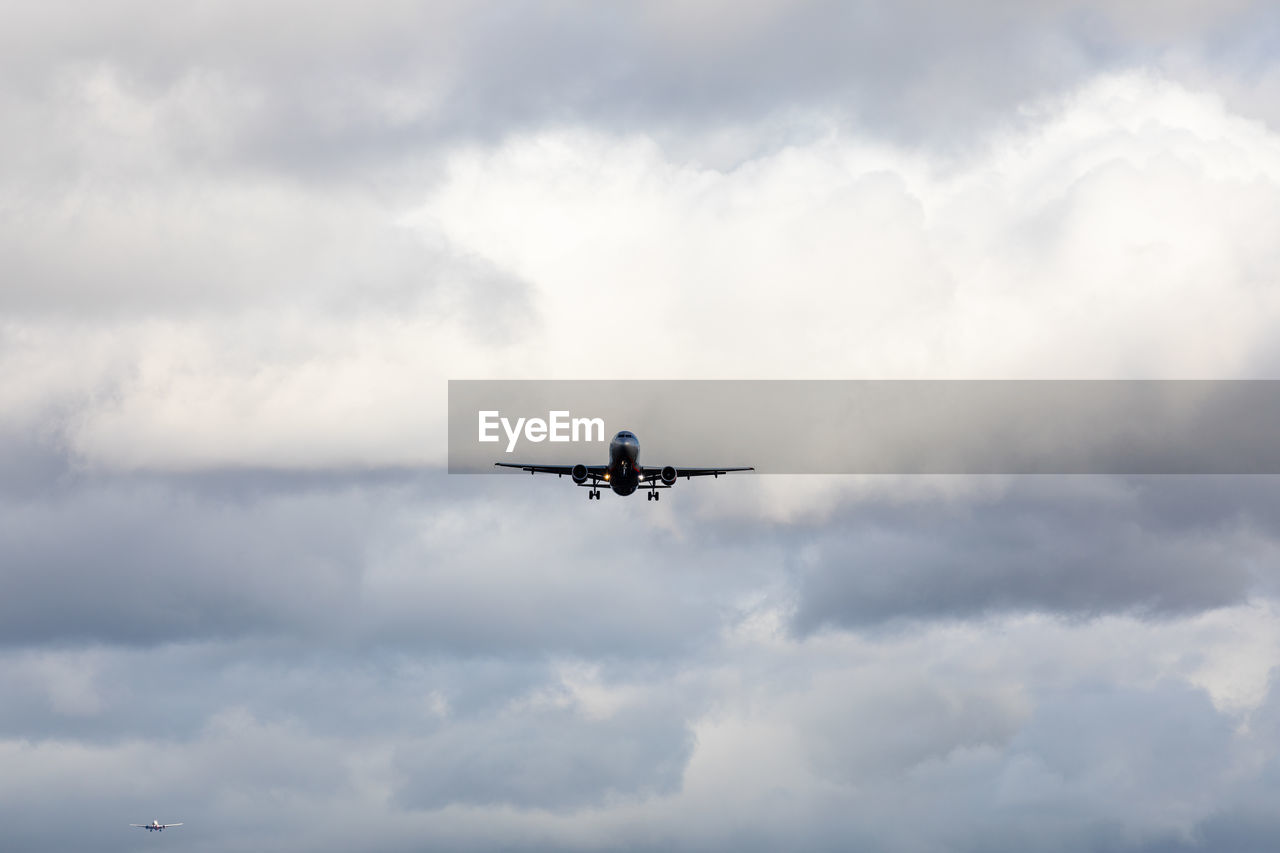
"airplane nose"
611,435,639,460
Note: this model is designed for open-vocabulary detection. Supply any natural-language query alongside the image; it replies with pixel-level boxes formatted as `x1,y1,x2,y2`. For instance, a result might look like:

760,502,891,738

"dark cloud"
1,595,1279,852
0,474,372,645
20,464,1278,656
791,476,1277,633
0,464,753,654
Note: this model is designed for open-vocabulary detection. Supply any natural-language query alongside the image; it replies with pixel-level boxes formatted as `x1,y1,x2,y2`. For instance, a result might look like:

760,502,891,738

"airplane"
130,820,183,832
495,430,752,500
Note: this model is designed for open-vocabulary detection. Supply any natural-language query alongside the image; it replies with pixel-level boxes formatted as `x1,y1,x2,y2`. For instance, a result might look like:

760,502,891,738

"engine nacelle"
571,464,589,485
660,465,678,486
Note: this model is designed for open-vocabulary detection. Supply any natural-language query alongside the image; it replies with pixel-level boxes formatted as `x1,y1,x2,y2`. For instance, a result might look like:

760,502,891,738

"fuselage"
606,430,641,495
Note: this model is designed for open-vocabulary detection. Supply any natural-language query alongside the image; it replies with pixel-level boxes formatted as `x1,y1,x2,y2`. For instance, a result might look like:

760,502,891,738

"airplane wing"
640,466,754,482
494,463,608,479
164,823,184,828
130,825,147,828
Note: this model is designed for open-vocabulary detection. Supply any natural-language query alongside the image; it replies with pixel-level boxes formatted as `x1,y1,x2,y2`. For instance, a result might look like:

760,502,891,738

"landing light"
604,473,611,481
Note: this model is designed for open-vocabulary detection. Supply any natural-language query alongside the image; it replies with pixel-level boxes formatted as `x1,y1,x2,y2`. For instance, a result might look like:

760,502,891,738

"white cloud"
6,72,1279,474
418,72,1280,383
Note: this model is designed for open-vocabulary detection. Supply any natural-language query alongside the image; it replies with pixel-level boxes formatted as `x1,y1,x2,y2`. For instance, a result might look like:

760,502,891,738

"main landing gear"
646,490,660,501
587,488,601,500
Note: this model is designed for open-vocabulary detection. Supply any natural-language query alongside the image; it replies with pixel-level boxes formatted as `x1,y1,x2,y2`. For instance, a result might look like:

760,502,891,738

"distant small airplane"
496,430,752,500
131,820,183,832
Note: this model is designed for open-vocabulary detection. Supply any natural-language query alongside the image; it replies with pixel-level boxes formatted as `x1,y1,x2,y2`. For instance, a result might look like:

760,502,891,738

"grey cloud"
0,475,371,646
3,0,1277,182
0,639,590,752
0,465,755,655
802,677,1026,781
1002,682,1236,818
965,680,1261,853
790,476,1275,633
0,610,1277,853
389,0,1278,151
1155,816,1280,853
0,640,701,846
771,678,1242,853
394,704,693,811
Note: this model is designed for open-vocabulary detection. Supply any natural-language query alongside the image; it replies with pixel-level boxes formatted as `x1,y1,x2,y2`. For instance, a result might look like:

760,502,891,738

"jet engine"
660,465,678,486
571,464,589,485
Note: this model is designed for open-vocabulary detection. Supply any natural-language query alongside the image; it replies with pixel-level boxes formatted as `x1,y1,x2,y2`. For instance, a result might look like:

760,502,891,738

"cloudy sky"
6,1,1280,850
